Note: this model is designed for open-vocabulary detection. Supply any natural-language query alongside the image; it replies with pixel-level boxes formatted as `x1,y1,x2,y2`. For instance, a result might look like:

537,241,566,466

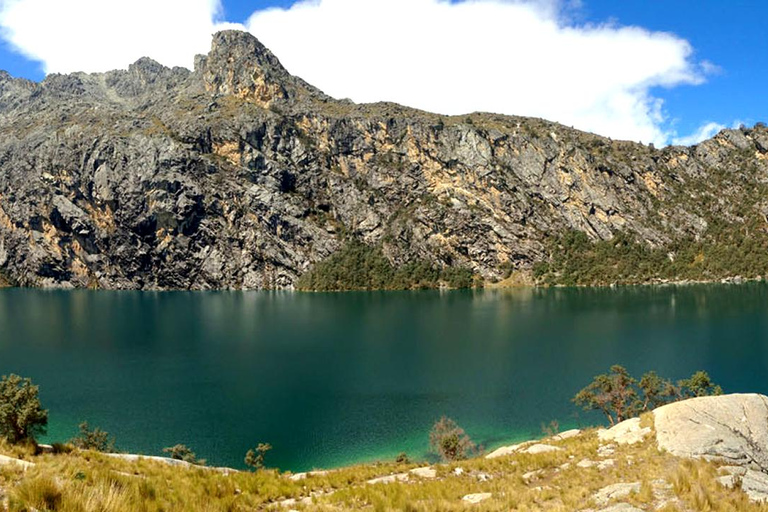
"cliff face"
0,30,767,290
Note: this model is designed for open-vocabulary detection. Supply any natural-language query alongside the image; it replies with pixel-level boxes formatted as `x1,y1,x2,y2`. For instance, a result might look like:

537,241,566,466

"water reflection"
0,284,767,470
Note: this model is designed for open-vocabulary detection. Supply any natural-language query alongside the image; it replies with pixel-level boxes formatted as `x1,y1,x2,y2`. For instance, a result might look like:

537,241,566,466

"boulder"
653,393,768,471
366,473,409,485
409,467,437,479
462,493,492,504
592,482,640,507
552,428,582,441
524,444,563,455
597,418,651,445
0,454,34,470
485,442,528,459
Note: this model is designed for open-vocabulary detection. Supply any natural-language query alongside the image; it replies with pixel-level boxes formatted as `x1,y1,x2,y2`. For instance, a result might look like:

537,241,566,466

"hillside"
0,30,767,290
2,394,768,510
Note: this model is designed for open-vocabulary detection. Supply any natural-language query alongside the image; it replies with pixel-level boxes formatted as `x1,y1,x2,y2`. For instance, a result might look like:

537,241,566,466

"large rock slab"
597,417,651,445
653,393,768,471
0,454,34,470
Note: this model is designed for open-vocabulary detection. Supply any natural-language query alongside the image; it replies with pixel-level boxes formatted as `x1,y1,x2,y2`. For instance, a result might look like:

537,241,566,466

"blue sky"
0,0,764,146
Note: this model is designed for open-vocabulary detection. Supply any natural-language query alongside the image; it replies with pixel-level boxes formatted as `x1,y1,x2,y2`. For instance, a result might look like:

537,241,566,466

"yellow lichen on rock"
213,141,242,166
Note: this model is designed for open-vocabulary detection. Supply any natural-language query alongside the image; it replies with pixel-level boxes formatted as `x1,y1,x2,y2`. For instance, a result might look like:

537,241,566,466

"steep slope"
0,30,767,290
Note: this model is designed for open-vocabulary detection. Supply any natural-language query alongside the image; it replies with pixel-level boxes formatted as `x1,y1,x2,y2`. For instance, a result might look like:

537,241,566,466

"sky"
0,0,764,147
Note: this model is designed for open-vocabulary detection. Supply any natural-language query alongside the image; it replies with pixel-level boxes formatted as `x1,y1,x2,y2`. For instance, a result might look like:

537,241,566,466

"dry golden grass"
2,429,768,511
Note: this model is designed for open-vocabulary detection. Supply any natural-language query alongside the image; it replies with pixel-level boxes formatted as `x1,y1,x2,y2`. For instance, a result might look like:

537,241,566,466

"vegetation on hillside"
573,365,722,425
533,224,768,286
297,240,475,291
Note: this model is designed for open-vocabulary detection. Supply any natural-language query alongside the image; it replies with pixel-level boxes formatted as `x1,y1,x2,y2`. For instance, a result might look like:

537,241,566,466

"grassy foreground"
1,419,766,511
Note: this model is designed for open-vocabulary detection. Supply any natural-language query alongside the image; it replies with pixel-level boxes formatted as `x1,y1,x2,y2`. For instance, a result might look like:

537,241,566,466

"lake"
1,284,767,471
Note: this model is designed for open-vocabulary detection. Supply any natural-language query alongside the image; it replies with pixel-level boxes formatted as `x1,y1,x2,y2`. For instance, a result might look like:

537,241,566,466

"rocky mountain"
0,30,767,290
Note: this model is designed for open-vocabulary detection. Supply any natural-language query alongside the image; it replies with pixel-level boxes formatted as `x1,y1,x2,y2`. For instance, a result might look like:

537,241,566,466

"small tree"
573,365,639,426
71,422,115,453
244,443,272,471
0,374,48,444
429,416,476,462
678,371,723,398
638,371,678,411
163,444,203,465
395,452,410,464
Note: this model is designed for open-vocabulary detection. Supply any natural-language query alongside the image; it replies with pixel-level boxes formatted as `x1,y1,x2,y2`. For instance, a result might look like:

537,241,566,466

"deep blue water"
0,284,766,471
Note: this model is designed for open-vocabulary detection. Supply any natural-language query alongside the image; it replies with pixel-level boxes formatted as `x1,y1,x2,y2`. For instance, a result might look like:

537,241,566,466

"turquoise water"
0,285,767,471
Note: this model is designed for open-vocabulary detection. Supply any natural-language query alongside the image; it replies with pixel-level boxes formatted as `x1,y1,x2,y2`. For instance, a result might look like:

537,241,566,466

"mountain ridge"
0,30,766,290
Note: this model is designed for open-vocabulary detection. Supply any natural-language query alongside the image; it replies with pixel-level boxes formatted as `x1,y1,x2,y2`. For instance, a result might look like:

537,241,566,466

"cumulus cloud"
0,0,718,146
245,0,710,146
0,0,227,72
671,121,725,146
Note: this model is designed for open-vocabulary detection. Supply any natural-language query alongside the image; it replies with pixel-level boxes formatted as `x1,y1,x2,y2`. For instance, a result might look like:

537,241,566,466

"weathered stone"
366,473,409,485
741,470,768,502
592,482,641,507
485,443,526,459
409,467,437,479
0,454,34,470
597,418,651,445
524,444,563,455
522,469,544,482
462,493,492,504
654,393,768,471
597,504,644,512
552,429,582,441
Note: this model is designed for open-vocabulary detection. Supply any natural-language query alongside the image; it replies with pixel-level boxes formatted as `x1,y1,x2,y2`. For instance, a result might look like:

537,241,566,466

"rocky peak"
199,30,329,108
201,30,296,106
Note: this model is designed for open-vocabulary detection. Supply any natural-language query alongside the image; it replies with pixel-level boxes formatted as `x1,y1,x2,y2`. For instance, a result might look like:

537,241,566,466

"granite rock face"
1,30,768,290
654,393,768,470
654,393,768,502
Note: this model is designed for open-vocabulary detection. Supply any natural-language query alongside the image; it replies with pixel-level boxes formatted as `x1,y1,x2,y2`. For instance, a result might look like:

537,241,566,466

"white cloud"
671,121,725,146
0,0,716,146
0,0,227,72
244,0,709,146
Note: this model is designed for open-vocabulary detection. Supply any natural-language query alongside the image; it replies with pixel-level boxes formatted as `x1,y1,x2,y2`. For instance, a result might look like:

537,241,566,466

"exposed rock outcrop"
0,30,767,290
654,393,768,470
654,393,768,502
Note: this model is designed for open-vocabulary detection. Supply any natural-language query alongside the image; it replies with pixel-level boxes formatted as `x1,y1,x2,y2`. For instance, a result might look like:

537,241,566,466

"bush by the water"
297,240,475,291
573,365,722,425
429,416,476,462
163,444,204,465
244,443,273,471
71,422,116,453
0,374,48,444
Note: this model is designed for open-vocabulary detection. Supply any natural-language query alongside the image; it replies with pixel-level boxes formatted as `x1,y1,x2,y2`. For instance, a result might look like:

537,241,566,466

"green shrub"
71,422,115,453
0,374,48,444
163,444,204,465
244,442,273,471
395,452,410,464
429,416,476,462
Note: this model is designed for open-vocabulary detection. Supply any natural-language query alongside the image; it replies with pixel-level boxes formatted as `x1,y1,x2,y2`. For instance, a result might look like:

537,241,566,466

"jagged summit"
198,30,331,108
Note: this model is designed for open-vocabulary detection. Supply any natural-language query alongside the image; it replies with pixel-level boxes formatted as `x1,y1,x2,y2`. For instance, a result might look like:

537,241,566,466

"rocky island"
0,31,766,290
